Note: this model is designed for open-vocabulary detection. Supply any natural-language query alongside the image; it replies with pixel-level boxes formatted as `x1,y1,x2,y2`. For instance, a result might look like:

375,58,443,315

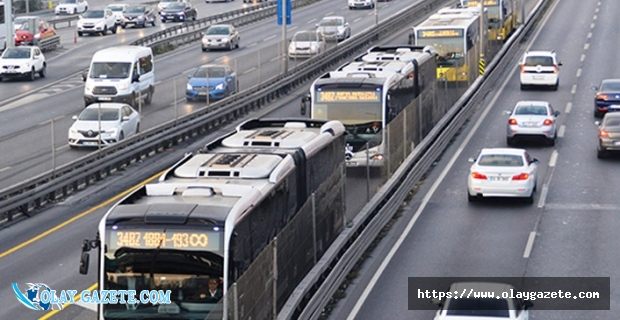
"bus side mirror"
300,94,310,116
79,252,90,275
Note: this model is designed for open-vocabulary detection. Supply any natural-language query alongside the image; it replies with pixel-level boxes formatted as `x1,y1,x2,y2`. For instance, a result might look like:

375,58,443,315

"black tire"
192,14,196,21
101,26,107,36
135,123,140,134
597,147,608,159
594,110,603,118
235,40,239,49
467,192,477,202
119,131,125,141
77,31,83,37
520,83,526,90
151,20,156,27
506,137,515,146
145,87,153,105
29,68,36,81
525,192,534,204
111,25,117,34
39,64,46,78
121,23,126,29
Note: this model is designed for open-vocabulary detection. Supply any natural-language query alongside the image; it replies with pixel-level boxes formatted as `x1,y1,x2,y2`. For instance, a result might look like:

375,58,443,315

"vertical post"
51,118,56,172
97,103,102,150
5,0,14,49
138,88,142,116
281,0,288,74
271,237,278,320
479,1,486,77
26,0,30,13
174,77,179,120
520,0,525,25
374,1,378,25
365,141,370,202
311,193,317,263
231,283,239,320
258,48,262,83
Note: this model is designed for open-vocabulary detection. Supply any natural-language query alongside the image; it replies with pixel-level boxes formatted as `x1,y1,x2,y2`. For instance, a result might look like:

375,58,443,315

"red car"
14,16,57,46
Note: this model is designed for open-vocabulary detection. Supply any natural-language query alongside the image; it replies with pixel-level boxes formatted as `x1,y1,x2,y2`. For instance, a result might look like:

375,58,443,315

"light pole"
281,0,288,74
479,0,486,77
5,0,14,49
374,1,378,26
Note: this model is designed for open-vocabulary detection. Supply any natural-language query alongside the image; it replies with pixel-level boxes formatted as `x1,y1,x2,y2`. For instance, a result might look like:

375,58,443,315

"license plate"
98,97,112,101
533,75,544,80
522,122,538,127
489,176,509,181
614,141,620,146
346,161,357,166
83,141,98,146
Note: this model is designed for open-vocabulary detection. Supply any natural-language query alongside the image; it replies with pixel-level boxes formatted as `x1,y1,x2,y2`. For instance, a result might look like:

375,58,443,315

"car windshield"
161,0,176,2
319,18,343,26
90,62,131,79
446,298,510,317
14,19,34,31
167,3,185,9
194,67,226,78
524,55,553,66
604,116,620,128
293,32,319,42
107,5,125,12
601,81,620,91
61,0,77,3
206,26,230,35
126,6,145,13
2,48,31,59
83,10,104,18
478,154,524,167
78,108,119,121
514,105,548,116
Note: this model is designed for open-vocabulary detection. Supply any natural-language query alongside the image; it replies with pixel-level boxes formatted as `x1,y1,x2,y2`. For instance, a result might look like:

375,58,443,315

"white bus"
80,119,346,320
303,46,436,168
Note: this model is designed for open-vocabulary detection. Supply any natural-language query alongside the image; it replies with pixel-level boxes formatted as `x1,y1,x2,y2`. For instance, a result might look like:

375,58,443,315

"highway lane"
0,0,412,188
0,2,454,320
0,0,259,103
322,0,620,319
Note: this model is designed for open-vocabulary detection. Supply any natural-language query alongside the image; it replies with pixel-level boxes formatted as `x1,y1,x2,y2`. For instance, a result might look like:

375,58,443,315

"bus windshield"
416,34,464,68
103,226,225,319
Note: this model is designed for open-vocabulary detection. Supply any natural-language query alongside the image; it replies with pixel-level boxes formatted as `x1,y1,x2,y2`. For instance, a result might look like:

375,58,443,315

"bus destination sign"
466,0,499,6
418,29,464,38
318,90,381,103
109,229,222,252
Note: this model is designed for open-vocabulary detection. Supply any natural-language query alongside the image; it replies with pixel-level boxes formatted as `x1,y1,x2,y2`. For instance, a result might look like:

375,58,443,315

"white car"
77,9,117,36
467,148,538,203
506,101,559,146
106,4,129,26
316,16,351,42
55,0,88,15
0,46,46,81
519,50,561,90
348,0,375,9
68,103,140,148
433,282,532,320
288,31,326,59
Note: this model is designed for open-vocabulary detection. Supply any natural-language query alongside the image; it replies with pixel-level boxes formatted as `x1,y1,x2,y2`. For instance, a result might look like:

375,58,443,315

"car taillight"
543,119,554,126
553,65,559,73
512,173,529,180
471,172,487,180
519,64,524,73
600,130,609,138
596,94,609,101
508,118,518,125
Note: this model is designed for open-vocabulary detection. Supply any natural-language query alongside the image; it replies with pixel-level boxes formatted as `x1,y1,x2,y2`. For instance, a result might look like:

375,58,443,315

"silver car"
506,101,559,146
316,16,351,42
201,24,240,51
288,31,326,59
595,111,620,158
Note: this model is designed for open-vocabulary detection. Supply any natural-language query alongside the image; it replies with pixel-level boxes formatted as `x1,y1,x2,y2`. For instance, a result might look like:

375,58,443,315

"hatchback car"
13,16,57,46
55,0,88,15
288,31,326,59
348,0,375,9
160,2,197,22
0,46,46,81
433,282,532,320
122,6,157,28
506,101,559,146
592,79,620,118
68,103,140,147
467,148,538,203
595,112,620,158
201,24,240,51
316,16,351,42
519,50,561,90
186,64,238,101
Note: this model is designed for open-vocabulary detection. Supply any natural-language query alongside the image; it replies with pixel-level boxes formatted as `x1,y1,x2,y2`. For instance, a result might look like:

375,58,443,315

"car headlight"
69,128,78,135
117,82,129,91
215,83,224,90
186,83,193,91
103,128,118,136
222,38,229,42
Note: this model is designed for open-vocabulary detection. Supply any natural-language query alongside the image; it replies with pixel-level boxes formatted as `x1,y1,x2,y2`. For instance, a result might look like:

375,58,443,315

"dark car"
593,79,620,118
160,2,197,22
122,5,156,28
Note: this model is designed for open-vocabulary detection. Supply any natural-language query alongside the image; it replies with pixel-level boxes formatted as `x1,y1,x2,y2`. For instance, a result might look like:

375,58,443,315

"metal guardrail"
276,0,553,319
0,0,447,225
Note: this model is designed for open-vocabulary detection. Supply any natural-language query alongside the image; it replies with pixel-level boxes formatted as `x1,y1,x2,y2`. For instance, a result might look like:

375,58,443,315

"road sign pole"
5,0,14,49
281,0,288,74
479,1,486,76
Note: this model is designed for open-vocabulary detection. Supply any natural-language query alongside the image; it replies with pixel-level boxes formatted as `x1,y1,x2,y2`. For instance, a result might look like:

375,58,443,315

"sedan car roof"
479,148,526,156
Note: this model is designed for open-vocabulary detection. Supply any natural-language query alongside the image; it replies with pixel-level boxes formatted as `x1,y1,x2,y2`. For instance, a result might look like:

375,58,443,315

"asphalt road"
327,0,620,319
0,0,417,189
0,1,464,319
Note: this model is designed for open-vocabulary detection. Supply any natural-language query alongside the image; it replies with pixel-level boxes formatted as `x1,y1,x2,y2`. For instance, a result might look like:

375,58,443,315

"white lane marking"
595,7,599,13
270,56,280,63
247,42,258,48
565,102,572,113
522,231,537,258
546,203,620,211
326,11,334,15
307,18,317,24
263,34,276,41
537,184,549,208
75,299,98,312
242,67,257,75
593,15,597,21
590,22,595,29
0,166,11,173
557,125,566,138
576,68,582,78
584,43,590,50
571,84,577,95
548,150,558,167
289,25,298,31
346,1,560,315
580,54,586,62
353,17,362,23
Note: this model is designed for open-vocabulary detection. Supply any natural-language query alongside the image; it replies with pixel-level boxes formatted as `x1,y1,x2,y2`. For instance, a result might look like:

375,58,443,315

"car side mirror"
504,110,512,115
81,72,87,82
300,94,310,116
523,300,534,309
79,252,90,275
345,22,350,26
468,157,476,163
558,62,563,66
531,158,539,163
122,116,130,121
132,73,140,83
553,110,560,117
72,115,78,120
594,121,600,126
315,23,319,28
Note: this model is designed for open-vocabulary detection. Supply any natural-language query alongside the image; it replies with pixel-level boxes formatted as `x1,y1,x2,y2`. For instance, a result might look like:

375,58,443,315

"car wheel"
135,123,140,134
236,40,239,49
29,68,36,81
145,87,153,105
506,137,515,146
77,31,83,37
546,135,555,146
119,131,125,141
597,147,608,159
594,110,603,118
467,191,477,202
73,8,77,14
101,26,107,36
552,81,559,91
121,23,126,29
111,25,117,34
192,15,196,21
39,64,46,78
229,42,234,51
520,83,526,90
152,19,156,27
202,46,208,52
525,192,534,204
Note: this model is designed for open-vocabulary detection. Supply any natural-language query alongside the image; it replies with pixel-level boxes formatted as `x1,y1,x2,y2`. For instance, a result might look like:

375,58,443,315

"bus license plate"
346,161,357,166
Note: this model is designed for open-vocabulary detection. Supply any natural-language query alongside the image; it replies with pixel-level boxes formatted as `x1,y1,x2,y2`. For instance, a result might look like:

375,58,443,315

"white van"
83,46,155,107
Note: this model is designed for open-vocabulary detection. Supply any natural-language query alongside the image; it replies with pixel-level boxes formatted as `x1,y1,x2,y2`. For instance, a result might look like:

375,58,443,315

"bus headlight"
370,154,384,161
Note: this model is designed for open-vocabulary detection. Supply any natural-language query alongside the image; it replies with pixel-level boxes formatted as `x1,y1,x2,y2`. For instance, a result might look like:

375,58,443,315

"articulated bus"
411,7,485,83
80,119,345,320
460,0,516,41
304,46,436,168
